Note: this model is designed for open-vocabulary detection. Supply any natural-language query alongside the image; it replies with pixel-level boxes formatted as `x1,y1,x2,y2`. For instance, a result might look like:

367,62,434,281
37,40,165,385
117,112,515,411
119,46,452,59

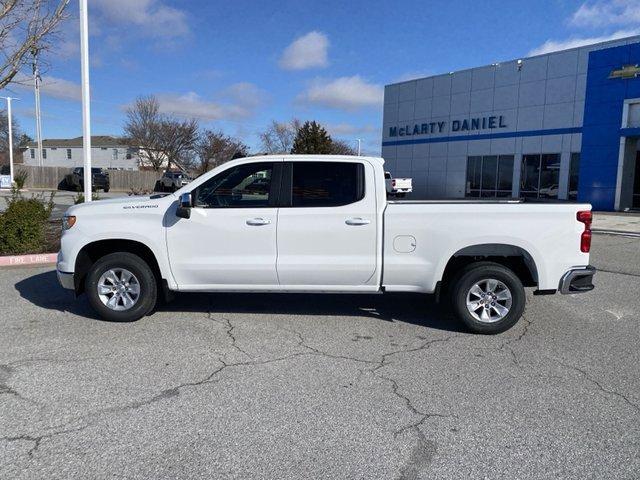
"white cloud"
299,76,383,111
394,71,433,82
529,0,640,55
326,123,379,136
92,0,189,39
570,0,640,28
279,31,329,70
155,83,267,121
528,29,640,55
12,74,82,101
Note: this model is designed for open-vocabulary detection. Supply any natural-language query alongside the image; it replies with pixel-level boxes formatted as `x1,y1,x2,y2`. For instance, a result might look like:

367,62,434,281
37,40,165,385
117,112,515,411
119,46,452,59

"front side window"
291,161,364,207
194,162,273,208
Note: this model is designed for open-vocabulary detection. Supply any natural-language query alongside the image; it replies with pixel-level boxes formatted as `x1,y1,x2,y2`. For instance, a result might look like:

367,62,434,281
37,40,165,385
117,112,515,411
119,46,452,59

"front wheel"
85,252,157,322
450,262,525,334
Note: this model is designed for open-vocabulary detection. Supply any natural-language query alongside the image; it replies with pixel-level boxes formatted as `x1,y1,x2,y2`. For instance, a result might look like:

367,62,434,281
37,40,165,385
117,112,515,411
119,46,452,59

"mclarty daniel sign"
389,115,508,137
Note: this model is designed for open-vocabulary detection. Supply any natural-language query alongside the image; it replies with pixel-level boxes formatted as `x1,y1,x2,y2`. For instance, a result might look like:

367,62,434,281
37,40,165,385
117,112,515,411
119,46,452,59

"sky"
2,0,640,156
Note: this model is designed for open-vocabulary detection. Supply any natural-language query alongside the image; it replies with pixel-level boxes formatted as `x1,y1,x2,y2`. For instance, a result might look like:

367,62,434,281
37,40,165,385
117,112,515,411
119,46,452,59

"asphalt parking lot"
0,234,638,479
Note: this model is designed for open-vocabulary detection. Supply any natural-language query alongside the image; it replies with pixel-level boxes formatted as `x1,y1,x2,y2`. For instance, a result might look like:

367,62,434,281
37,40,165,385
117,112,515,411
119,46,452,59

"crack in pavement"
372,334,463,374
497,314,533,366
0,351,314,459
555,359,640,414
280,327,378,365
366,334,460,479
1,424,89,457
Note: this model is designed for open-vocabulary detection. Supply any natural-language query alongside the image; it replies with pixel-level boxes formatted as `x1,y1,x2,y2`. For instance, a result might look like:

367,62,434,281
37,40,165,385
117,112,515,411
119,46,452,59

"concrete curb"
0,253,57,268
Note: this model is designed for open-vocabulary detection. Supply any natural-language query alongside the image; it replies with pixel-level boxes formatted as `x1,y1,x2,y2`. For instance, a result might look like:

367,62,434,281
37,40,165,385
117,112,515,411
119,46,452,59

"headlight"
62,215,77,230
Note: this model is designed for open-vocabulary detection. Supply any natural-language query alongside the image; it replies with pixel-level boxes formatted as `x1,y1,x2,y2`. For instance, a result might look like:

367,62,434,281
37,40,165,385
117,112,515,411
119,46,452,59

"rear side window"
291,162,364,207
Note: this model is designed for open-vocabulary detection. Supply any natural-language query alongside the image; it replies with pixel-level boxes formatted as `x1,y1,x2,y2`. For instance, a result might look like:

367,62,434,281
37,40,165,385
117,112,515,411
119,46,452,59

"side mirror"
176,192,192,219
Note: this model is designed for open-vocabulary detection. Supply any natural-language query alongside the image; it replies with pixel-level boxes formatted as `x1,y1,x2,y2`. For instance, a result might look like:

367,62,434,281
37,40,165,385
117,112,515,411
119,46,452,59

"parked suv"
157,171,191,192
62,167,110,192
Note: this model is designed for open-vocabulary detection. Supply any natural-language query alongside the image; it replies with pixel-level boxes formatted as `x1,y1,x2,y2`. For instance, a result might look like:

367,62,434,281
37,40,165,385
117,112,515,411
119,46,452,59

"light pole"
32,48,44,167
1,96,19,186
79,0,93,200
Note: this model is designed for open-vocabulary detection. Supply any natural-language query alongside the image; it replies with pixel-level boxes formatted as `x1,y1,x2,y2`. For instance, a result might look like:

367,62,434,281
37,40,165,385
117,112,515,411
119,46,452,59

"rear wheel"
85,252,157,322
450,262,525,334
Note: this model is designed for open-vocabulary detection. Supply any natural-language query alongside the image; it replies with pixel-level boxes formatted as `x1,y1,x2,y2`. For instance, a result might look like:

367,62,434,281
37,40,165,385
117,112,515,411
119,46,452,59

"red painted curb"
0,253,57,267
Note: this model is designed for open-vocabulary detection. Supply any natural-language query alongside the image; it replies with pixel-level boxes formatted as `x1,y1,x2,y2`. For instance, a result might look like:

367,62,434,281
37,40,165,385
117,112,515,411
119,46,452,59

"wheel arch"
74,239,164,295
440,243,539,290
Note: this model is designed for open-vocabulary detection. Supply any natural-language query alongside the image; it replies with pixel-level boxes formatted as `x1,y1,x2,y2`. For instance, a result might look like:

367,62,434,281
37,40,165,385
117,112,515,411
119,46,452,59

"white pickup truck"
57,155,595,334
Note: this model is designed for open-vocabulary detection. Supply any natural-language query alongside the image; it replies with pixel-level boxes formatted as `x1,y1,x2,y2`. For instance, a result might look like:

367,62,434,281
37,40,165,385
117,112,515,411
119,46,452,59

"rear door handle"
246,217,271,226
345,217,371,226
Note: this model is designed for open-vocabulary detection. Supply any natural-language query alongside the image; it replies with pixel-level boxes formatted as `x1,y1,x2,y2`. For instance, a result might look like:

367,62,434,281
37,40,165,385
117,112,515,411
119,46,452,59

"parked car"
385,171,412,197
62,167,110,192
157,171,191,192
57,155,595,334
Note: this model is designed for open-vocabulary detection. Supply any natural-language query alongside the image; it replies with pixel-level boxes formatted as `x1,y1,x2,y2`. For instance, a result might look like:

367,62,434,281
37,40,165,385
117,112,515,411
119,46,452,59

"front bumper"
559,266,596,294
57,270,75,290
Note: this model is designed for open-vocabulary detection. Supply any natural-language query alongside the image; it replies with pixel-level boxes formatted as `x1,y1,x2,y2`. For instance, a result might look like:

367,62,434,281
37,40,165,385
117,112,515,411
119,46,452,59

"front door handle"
345,217,371,226
246,217,271,226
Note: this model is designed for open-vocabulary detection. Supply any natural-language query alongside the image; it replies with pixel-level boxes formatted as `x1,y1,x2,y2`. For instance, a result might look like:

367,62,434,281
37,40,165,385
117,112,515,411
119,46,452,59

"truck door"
166,161,280,289
276,160,378,287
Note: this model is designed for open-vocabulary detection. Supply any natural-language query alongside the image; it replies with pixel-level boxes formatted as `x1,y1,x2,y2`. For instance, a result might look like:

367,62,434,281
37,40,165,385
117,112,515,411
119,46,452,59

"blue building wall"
580,44,640,210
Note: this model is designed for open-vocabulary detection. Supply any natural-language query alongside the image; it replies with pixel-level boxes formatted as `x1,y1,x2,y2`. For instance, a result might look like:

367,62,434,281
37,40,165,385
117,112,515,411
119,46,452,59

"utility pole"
356,138,362,156
79,0,92,200
32,48,44,167
1,96,19,186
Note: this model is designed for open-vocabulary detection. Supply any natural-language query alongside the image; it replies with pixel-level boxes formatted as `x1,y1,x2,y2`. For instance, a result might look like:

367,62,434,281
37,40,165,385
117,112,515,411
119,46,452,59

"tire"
449,262,525,334
85,252,157,322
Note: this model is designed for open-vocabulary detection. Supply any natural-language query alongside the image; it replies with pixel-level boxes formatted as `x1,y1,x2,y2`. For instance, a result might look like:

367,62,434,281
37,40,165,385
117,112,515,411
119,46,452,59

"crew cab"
64,167,110,193
57,155,595,334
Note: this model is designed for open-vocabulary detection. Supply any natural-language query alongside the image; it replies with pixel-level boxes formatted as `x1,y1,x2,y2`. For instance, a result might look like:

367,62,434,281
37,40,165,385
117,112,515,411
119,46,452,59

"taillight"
392,179,396,187
577,210,592,253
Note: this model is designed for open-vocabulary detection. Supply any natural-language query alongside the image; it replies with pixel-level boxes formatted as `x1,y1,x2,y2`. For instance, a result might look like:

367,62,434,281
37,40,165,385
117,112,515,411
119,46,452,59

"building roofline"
387,34,640,87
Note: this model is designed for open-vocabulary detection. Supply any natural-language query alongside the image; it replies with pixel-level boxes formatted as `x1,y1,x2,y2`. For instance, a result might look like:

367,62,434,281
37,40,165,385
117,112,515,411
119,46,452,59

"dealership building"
382,35,640,210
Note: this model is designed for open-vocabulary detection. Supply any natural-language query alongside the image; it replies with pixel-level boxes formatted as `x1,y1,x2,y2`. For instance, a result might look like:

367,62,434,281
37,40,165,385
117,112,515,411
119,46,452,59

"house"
22,136,147,170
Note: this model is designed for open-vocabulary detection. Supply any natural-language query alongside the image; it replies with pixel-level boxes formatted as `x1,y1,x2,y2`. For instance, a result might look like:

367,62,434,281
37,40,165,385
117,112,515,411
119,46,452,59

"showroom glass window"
520,154,560,199
568,153,580,201
291,161,364,207
194,162,273,208
465,155,514,197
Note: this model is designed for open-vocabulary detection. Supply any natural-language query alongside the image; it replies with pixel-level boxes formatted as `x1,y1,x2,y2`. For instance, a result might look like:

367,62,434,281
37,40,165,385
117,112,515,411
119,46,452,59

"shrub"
14,169,28,190
74,191,100,204
0,198,50,255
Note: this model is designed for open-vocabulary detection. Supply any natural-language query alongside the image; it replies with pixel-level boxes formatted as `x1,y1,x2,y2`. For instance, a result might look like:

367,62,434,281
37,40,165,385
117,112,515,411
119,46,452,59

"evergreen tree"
290,121,333,154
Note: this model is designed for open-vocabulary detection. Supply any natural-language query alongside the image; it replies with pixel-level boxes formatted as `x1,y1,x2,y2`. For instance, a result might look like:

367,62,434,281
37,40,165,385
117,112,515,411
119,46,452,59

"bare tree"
124,95,199,172
330,139,357,155
196,129,248,175
259,118,301,154
0,0,69,90
124,96,165,171
158,117,199,172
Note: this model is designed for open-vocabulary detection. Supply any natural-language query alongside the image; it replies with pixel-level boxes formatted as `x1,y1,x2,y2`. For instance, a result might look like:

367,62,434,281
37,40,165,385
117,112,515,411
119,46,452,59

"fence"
14,165,159,191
